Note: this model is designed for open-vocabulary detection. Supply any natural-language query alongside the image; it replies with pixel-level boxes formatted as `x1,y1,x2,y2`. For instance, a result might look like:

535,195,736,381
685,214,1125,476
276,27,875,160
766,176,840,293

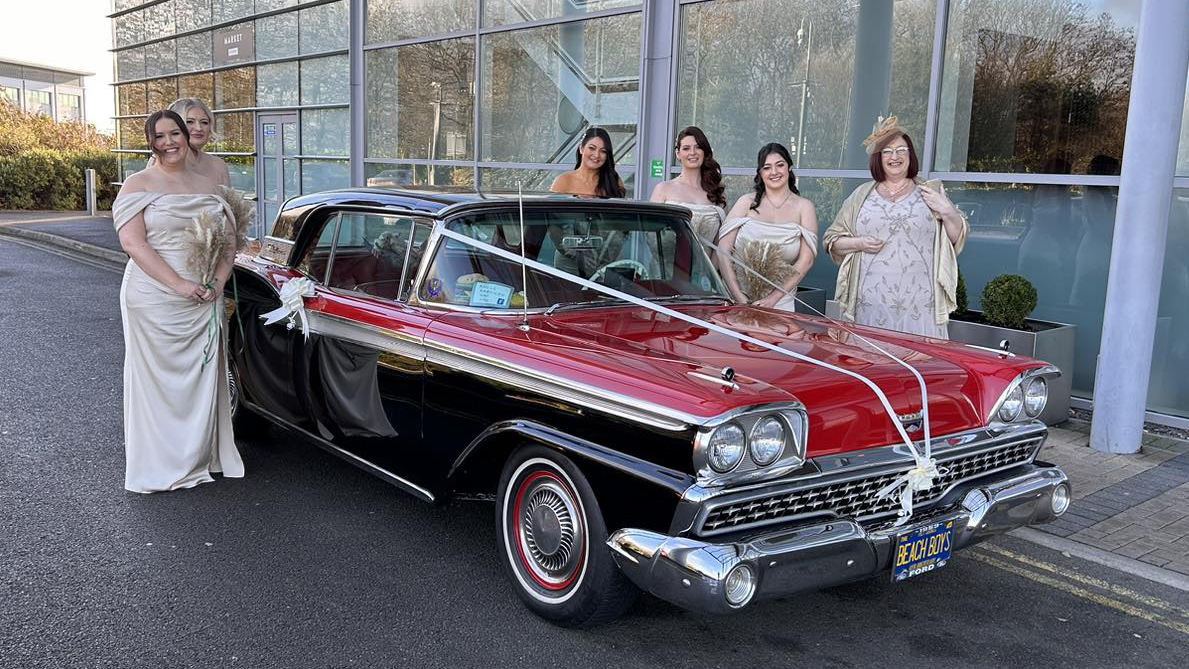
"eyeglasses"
881,147,910,157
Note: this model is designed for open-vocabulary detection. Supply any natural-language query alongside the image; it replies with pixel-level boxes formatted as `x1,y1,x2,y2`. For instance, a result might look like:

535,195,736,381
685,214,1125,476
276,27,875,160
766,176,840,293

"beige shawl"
822,179,967,325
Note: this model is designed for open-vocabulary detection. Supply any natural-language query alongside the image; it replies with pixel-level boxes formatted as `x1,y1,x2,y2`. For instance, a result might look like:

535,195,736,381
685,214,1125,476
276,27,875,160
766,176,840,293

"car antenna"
517,181,530,332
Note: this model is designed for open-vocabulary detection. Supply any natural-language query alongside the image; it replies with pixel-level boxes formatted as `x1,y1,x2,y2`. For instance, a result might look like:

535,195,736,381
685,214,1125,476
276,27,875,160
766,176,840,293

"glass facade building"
0,59,90,122
110,0,1189,425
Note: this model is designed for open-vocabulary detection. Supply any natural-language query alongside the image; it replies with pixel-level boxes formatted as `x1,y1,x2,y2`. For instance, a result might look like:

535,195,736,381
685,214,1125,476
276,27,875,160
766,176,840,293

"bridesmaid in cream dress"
113,110,244,493
648,126,727,251
717,143,818,312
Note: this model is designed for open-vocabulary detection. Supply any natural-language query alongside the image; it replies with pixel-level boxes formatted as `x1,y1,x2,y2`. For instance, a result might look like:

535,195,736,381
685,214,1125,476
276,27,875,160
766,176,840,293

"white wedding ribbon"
875,453,947,527
260,276,316,340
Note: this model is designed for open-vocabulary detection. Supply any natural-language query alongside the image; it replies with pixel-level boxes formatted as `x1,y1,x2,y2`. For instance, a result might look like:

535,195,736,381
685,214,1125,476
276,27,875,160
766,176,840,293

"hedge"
0,148,117,211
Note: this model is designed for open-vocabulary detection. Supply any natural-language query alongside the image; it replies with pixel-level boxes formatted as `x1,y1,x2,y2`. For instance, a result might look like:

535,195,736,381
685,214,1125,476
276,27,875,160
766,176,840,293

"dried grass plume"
218,185,255,252
184,210,229,286
736,240,793,301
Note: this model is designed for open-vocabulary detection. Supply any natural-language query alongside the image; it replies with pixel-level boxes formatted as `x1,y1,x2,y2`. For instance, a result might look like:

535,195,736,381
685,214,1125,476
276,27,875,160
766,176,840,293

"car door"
299,210,438,494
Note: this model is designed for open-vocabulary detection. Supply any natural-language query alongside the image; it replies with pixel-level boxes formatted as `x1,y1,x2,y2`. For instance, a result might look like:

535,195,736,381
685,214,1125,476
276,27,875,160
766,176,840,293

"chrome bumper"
607,463,1069,615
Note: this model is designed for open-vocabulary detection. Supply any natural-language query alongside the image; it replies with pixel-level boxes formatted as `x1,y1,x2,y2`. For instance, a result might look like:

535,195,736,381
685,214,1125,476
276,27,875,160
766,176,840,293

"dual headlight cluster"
697,408,808,482
993,369,1054,423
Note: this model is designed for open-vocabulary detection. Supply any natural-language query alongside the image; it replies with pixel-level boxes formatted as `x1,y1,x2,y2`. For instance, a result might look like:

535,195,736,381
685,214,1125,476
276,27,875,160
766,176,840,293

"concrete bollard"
84,168,97,216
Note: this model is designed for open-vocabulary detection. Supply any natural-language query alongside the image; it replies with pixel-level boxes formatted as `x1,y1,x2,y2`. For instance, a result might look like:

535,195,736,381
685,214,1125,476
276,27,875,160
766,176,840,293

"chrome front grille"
697,436,1043,536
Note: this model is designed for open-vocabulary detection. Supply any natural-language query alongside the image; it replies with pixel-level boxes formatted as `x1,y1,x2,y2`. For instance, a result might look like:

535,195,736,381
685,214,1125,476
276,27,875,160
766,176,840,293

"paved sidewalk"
5,210,1189,588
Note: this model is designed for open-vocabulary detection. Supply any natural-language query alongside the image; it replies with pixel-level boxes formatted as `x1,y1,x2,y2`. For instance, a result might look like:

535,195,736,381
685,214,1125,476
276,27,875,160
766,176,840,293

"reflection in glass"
300,0,348,54
176,32,212,73
477,167,561,192
147,77,179,110
1179,72,1189,176
257,62,299,107
480,14,641,165
676,0,935,170
119,118,148,151
213,0,254,23
302,108,349,156
302,159,351,194
214,111,254,152
119,154,149,182
116,47,145,82
175,0,212,33
117,84,148,116
114,11,144,48
178,73,214,104
283,121,299,156
144,1,175,40
482,0,640,28
1151,190,1189,417
226,155,255,196
256,12,298,61
214,67,256,109
366,162,475,189
263,157,277,200
145,39,177,78
936,0,1138,174
366,0,474,43
366,40,474,160
300,55,349,105
284,158,299,195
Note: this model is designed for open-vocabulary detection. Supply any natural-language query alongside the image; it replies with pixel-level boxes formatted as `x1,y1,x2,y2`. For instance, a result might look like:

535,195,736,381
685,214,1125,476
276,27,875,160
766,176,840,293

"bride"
113,110,244,493
648,126,727,251
717,142,818,312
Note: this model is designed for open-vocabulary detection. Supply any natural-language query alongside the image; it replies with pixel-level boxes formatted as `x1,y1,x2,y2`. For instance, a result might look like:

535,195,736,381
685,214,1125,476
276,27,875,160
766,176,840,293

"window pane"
114,11,144,48
117,83,147,116
175,0,212,32
302,159,350,194
366,39,475,160
300,55,349,105
677,0,935,170
368,162,475,189
257,61,299,107
1,86,19,107
1154,189,1189,416
116,47,146,82
300,0,348,55
302,108,349,156
176,32,212,73
213,0,254,23
119,153,149,182
147,77,179,110
119,118,148,150
145,39,177,78
214,67,256,109
482,0,640,28
935,0,1139,174
480,14,640,165
256,12,298,61
1179,71,1189,176
226,155,255,196
477,167,562,192
214,111,254,152
942,181,1117,396
366,0,474,43
178,73,214,102
144,0,175,40
256,0,298,12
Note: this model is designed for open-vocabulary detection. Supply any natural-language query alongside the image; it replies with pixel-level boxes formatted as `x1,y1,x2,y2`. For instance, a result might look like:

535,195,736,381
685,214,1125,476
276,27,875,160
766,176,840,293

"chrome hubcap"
516,475,583,588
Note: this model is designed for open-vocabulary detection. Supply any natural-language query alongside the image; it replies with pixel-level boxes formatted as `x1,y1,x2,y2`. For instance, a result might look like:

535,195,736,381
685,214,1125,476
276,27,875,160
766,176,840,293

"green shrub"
70,150,119,210
981,274,1038,329
955,270,969,315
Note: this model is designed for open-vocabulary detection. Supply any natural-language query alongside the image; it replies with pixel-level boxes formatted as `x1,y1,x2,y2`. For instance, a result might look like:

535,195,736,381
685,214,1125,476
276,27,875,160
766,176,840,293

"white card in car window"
469,281,514,308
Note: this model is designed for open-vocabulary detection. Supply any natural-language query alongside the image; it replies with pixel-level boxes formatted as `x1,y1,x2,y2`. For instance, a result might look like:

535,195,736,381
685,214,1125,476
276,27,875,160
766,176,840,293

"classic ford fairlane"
229,188,1070,627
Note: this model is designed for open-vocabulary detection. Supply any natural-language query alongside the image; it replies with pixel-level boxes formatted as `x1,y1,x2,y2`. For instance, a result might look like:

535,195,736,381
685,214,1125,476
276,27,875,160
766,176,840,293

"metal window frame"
110,0,343,52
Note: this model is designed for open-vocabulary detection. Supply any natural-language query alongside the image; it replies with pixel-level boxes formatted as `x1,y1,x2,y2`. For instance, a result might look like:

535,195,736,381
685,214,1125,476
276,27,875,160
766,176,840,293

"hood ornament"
897,411,924,433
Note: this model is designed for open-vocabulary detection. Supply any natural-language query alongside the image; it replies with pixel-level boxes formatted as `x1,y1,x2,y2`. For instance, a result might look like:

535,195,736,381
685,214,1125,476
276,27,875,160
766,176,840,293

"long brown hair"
675,126,726,208
751,143,799,211
573,127,625,198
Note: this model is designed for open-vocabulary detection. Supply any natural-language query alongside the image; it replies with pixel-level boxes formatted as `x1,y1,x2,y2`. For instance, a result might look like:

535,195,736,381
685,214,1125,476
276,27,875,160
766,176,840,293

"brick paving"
6,210,1189,583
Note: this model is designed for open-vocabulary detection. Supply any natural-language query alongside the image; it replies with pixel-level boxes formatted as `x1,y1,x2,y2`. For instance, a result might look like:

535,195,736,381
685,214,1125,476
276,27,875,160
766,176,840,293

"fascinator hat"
863,115,907,155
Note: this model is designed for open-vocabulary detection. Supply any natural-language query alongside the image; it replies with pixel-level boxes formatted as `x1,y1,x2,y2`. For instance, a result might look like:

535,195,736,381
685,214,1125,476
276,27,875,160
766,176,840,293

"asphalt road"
2,237,1189,669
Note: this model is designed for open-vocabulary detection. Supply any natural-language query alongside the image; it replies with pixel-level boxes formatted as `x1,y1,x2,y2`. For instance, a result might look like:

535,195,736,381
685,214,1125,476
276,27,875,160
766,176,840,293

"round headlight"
708,423,746,473
997,384,1024,422
724,564,756,607
1024,376,1048,417
749,416,786,466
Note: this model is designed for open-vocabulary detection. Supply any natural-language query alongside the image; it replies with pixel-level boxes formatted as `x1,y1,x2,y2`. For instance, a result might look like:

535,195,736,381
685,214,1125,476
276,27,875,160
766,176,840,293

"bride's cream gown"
113,192,244,493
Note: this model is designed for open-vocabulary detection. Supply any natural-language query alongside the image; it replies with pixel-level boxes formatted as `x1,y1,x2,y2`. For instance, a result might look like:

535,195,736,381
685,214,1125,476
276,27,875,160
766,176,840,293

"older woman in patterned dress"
822,117,967,338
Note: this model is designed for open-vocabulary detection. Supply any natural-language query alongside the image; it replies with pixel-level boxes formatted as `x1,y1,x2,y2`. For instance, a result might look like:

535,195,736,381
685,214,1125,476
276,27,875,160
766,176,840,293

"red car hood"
428,304,1042,456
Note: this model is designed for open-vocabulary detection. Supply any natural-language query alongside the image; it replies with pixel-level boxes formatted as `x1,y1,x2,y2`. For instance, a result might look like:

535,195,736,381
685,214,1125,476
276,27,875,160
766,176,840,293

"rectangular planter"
947,312,1076,426
796,286,826,315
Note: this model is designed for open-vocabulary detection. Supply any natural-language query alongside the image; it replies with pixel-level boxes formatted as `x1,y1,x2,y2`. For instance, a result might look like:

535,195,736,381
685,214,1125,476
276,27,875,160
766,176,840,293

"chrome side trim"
423,340,697,432
306,311,425,361
258,235,294,265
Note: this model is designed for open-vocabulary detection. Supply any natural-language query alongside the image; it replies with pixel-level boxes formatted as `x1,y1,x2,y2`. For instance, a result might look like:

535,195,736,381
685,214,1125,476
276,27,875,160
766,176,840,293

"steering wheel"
591,258,650,285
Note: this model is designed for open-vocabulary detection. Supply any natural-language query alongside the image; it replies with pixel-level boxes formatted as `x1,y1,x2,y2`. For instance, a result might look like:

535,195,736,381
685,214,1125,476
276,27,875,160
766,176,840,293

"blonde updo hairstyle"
168,97,216,149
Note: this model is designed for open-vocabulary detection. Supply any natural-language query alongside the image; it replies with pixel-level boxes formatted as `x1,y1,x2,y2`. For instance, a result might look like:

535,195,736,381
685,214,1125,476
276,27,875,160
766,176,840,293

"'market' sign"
214,23,256,66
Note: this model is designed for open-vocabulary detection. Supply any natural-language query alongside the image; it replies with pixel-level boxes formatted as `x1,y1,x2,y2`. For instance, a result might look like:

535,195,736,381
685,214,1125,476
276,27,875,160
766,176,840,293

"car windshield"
418,207,729,310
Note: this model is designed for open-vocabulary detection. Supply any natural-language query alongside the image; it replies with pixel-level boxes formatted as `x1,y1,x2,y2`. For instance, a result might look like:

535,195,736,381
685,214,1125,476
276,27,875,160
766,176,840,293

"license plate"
892,519,955,582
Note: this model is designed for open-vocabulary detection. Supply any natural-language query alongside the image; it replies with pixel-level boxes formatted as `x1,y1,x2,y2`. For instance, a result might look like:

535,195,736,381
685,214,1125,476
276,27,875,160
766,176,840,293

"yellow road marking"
977,543,1189,619
968,552,1189,637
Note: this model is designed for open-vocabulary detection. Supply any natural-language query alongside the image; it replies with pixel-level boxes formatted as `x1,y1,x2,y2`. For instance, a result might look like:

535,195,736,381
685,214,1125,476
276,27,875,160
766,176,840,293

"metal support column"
349,0,366,187
1091,0,1189,453
842,0,894,170
635,0,678,200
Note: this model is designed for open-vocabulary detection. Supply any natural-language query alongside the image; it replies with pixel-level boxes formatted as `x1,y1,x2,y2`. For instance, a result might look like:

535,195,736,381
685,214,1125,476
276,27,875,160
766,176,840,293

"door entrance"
256,113,299,238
